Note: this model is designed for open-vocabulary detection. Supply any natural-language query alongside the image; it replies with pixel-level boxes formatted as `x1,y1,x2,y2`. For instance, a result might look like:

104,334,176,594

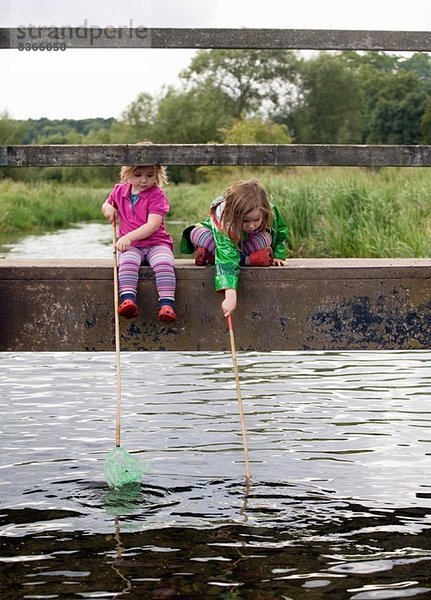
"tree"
120,92,158,141
0,110,29,144
339,51,431,144
0,111,30,180
218,117,292,144
340,50,400,74
420,97,431,142
290,53,365,143
149,84,235,144
400,53,431,84
366,72,428,143
21,117,114,143
181,49,300,119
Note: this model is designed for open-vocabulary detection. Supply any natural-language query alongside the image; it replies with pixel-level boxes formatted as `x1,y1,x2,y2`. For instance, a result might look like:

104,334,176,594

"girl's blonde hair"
221,178,273,240
120,141,168,188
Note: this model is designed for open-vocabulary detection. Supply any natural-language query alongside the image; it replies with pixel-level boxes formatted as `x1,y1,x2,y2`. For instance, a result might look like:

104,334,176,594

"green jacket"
180,197,288,292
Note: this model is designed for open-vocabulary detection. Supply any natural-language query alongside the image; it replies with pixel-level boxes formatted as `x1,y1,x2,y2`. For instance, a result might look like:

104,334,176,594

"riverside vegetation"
1,167,431,258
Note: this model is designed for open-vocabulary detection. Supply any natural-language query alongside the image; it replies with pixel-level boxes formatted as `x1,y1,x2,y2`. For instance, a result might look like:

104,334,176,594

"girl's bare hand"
222,299,236,317
222,289,237,317
102,203,117,223
115,236,132,252
273,258,288,267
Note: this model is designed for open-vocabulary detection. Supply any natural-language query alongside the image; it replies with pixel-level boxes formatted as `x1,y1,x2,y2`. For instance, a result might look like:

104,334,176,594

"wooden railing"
1,27,430,51
1,28,430,168
1,143,431,167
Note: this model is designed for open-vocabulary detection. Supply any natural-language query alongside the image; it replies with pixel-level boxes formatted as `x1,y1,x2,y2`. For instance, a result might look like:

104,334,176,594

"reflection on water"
0,222,113,259
1,350,431,598
0,221,188,259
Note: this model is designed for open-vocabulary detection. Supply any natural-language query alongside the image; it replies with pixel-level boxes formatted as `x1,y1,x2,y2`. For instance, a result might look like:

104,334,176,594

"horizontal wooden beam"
2,144,431,167
1,27,430,51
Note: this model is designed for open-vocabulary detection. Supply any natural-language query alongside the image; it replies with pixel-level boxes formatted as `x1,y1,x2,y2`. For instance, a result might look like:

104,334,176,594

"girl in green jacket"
180,178,288,317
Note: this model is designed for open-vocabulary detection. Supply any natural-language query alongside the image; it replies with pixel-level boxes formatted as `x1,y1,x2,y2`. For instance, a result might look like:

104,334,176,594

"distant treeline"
20,117,116,144
1,49,431,184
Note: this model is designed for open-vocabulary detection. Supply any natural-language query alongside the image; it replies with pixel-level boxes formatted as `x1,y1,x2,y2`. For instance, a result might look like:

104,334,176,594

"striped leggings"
118,245,176,302
189,226,272,258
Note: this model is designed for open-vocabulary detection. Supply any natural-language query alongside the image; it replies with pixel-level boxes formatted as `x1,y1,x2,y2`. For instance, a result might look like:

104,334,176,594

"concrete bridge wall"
1,258,431,352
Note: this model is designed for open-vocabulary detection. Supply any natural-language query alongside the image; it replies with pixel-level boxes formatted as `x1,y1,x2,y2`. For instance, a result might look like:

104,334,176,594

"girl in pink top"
101,160,176,323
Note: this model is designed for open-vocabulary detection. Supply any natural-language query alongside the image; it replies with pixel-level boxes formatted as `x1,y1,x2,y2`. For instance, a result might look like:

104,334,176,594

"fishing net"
103,482,143,516
104,446,150,489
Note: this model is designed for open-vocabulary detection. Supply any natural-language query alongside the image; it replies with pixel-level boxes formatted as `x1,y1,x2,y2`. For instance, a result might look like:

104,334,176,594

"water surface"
1,350,431,599
0,221,188,259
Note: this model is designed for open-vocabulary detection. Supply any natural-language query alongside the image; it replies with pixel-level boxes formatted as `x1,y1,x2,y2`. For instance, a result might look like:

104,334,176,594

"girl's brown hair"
220,178,273,240
120,141,168,188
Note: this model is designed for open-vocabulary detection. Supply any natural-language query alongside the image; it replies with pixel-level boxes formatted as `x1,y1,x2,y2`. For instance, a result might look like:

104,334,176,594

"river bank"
1,167,431,257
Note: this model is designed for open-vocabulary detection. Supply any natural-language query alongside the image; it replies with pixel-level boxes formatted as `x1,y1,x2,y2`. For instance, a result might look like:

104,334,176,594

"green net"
104,446,150,489
103,481,142,515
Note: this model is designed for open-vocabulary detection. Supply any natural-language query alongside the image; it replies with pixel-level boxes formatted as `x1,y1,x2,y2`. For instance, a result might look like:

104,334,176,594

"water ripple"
2,351,431,598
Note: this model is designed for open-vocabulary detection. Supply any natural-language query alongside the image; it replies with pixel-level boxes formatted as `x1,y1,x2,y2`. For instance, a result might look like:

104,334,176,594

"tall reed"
264,168,431,258
0,179,107,234
1,168,431,258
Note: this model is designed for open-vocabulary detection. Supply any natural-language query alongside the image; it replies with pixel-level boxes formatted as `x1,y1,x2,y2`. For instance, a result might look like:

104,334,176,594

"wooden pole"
227,314,251,484
112,220,121,447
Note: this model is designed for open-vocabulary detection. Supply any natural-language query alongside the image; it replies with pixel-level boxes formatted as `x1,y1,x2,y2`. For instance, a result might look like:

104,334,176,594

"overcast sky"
2,0,431,120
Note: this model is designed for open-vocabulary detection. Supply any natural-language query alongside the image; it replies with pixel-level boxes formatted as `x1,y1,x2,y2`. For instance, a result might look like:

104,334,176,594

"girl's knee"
118,250,141,267
190,226,214,249
260,231,272,246
147,247,175,269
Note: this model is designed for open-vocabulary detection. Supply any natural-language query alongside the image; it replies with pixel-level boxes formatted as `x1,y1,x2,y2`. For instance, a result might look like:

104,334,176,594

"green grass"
0,179,108,233
266,167,431,258
1,167,431,258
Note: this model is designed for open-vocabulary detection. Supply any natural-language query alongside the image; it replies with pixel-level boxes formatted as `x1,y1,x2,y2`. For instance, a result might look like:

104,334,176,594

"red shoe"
195,246,214,266
248,247,273,266
118,299,139,319
158,305,176,323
